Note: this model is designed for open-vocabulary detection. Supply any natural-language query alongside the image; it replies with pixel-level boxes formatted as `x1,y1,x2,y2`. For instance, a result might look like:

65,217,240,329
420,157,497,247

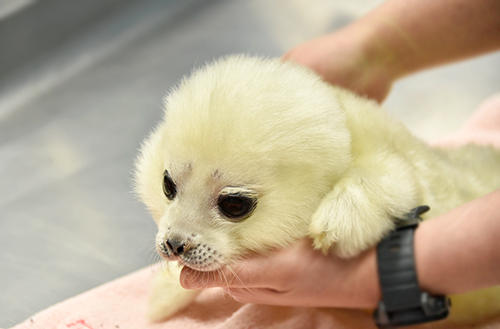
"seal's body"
135,56,500,322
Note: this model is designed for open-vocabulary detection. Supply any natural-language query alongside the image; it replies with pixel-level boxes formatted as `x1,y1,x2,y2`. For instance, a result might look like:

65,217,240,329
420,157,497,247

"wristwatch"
373,205,451,328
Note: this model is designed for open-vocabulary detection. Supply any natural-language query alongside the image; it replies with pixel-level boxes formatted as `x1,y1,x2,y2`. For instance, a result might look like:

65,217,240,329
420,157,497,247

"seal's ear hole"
163,170,177,200
217,195,256,221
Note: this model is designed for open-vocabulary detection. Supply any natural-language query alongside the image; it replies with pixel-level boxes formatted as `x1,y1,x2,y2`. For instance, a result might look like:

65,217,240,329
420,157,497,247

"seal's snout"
166,237,188,256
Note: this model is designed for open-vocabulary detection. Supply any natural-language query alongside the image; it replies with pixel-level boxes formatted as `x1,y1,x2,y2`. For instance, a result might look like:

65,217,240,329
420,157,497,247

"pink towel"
8,95,500,329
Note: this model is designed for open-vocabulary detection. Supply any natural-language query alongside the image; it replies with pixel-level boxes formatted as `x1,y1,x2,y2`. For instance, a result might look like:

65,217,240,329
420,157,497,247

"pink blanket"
8,95,500,329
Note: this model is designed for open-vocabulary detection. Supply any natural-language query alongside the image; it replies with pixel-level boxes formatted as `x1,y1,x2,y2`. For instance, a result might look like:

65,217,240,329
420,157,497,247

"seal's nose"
166,238,186,256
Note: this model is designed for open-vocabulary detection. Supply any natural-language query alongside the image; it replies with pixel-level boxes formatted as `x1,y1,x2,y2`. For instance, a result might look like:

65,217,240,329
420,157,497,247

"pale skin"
282,0,500,102
181,0,500,308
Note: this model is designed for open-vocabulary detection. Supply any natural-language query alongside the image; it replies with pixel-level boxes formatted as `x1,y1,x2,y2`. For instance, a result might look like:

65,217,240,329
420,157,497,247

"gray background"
1,0,499,326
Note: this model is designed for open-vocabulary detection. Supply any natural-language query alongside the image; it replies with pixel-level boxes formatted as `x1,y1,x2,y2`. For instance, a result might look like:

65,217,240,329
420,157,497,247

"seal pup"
134,55,500,322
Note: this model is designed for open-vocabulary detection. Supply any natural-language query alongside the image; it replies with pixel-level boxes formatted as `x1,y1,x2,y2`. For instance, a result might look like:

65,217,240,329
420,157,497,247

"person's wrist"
413,219,448,296
333,23,396,102
354,248,382,308
413,193,500,297
350,12,422,82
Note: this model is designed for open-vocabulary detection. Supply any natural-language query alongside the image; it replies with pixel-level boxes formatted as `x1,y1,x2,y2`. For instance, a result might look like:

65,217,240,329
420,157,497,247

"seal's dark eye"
217,195,256,221
162,170,177,200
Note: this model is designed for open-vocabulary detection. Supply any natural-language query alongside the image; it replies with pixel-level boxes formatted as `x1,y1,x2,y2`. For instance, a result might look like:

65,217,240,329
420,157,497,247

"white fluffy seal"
134,56,500,323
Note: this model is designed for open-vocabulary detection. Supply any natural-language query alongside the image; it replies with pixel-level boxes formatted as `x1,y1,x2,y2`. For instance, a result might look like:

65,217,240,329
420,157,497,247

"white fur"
134,55,500,323
147,263,200,322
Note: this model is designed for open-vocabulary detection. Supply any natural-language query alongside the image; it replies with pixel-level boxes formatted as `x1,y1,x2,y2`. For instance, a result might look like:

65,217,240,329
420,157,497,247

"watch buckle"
395,205,430,229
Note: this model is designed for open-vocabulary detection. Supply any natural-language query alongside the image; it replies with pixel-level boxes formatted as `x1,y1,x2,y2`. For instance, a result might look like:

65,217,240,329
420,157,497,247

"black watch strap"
373,206,450,328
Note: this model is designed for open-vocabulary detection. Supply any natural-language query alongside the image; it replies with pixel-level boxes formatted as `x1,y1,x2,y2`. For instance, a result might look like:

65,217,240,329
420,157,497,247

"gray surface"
0,0,125,78
1,0,499,327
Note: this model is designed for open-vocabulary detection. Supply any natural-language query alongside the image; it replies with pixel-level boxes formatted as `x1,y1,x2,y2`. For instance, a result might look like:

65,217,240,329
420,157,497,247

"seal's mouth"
177,257,223,272
156,237,224,271
157,250,223,272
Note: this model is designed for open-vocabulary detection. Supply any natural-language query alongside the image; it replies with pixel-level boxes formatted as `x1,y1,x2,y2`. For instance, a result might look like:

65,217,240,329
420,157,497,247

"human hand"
180,239,380,309
282,27,394,103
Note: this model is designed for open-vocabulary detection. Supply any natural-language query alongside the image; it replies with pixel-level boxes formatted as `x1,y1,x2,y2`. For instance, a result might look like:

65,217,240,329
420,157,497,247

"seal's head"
135,56,351,271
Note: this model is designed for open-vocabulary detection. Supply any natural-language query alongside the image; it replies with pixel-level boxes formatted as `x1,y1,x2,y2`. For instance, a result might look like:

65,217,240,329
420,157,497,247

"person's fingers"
224,287,293,305
179,267,225,289
180,266,254,289
180,256,283,289
281,50,292,61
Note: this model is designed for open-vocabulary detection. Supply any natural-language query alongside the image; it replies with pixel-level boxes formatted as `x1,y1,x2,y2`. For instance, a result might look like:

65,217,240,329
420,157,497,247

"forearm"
414,189,500,295
352,0,500,80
